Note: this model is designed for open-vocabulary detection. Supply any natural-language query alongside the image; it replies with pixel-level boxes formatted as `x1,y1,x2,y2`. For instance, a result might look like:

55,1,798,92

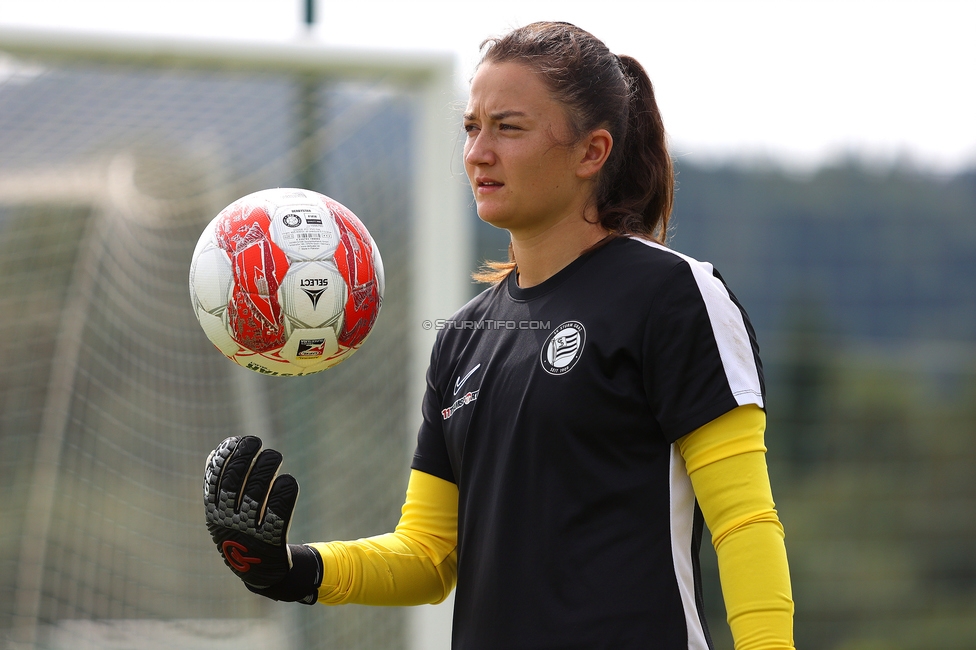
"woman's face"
463,62,592,238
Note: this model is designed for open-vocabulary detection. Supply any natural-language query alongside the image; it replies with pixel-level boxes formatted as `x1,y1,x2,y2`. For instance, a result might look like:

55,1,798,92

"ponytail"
599,55,673,244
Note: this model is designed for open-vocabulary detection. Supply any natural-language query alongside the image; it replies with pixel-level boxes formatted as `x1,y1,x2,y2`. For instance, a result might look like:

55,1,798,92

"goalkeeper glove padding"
204,435,323,604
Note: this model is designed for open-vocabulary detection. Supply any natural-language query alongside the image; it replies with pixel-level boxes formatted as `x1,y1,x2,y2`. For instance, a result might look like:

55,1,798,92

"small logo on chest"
442,390,479,420
540,320,586,375
454,363,481,395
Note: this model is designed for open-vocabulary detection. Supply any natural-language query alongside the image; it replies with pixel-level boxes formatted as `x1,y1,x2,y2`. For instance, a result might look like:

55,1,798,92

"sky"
1,0,974,173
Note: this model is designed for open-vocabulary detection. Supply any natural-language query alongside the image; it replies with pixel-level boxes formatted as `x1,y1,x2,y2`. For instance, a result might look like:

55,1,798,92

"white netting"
0,40,453,650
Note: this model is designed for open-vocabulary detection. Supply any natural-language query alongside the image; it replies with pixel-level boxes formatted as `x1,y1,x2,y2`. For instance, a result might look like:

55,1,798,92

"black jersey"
412,236,764,650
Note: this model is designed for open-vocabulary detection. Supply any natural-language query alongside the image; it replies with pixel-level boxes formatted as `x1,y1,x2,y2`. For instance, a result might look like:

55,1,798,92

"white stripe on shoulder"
632,238,764,408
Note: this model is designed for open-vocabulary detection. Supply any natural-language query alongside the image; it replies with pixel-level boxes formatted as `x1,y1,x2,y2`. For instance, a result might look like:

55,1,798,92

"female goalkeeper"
205,21,795,650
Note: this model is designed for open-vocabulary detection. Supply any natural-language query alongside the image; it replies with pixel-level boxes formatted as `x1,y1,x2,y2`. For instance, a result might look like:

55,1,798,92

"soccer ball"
189,188,384,376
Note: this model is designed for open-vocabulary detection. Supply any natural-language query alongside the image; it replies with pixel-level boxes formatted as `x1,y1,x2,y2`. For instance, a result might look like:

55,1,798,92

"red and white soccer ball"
189,188,384,376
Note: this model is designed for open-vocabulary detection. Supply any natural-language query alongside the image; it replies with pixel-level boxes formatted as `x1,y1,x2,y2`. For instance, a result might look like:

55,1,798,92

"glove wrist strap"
245,544,323,605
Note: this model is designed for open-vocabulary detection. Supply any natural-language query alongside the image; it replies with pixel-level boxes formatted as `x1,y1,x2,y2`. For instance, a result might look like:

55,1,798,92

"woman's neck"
509,212,609,288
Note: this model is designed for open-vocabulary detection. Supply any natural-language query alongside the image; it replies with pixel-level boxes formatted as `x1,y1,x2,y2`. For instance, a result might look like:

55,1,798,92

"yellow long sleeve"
677,405,795,650
307,405,794,648
309,469,458,606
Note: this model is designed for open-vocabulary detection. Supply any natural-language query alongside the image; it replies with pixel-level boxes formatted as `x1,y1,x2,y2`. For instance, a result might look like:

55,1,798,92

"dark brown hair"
472,21,674,283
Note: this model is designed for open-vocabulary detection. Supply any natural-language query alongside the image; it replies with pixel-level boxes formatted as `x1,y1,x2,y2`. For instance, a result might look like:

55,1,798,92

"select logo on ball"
302,288,326,309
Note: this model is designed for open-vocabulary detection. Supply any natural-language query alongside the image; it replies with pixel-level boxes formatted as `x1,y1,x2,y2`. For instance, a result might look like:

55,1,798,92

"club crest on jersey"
540,321,586,375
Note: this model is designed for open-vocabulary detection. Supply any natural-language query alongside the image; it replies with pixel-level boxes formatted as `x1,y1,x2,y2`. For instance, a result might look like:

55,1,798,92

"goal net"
0,29,468,650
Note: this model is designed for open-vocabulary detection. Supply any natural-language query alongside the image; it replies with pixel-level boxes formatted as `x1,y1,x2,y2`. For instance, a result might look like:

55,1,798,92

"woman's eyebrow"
488,110,528,121
463,110,529,121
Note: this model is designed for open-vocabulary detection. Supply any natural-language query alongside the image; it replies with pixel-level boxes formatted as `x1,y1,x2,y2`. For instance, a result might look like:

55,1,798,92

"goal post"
0,27,468,650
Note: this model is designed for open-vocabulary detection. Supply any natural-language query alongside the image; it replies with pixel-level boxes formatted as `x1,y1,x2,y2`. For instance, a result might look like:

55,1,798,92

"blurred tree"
641,159,976,650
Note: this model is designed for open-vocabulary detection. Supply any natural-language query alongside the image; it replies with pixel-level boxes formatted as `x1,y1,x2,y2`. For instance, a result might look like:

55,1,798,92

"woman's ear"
576,129,613,180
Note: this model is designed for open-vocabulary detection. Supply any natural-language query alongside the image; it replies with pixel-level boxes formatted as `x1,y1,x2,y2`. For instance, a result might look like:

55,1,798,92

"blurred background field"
1,3,975,649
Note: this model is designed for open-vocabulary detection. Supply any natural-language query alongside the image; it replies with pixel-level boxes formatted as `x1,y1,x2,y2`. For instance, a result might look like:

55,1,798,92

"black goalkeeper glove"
204,435,323,604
